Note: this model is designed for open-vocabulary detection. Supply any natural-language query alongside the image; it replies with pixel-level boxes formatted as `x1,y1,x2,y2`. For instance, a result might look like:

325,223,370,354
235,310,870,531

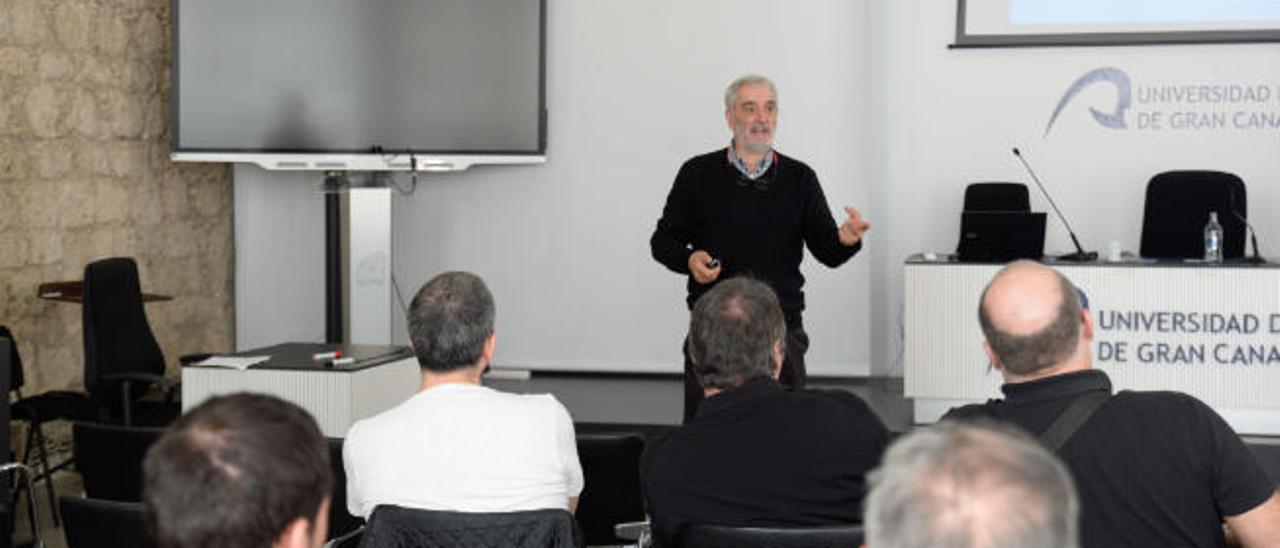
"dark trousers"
682,322,809,422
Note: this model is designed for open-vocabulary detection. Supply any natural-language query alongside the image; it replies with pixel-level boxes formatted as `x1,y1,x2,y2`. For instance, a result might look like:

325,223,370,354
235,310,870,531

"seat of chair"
72,422,166,502
675,523,864,548
575,432,645,545
60,496,155,548
360,505,583,548
12,391,98,423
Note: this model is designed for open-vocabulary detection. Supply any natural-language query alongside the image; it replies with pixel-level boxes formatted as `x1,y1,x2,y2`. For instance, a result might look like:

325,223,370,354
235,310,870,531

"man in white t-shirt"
343,271,583,518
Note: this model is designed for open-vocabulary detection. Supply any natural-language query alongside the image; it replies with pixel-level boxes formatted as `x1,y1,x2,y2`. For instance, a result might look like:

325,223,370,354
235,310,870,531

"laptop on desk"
956,211,1047,262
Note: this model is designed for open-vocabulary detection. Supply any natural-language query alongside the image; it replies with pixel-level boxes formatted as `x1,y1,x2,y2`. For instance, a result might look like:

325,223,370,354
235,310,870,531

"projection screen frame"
952,0,1280,48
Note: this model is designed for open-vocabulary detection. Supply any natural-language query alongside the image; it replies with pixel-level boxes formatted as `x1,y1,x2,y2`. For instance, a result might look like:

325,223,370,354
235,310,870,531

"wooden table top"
37,281,172,303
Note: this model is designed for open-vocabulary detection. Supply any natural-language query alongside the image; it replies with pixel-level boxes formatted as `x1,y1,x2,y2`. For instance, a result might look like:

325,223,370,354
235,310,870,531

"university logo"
1044,67,1132,136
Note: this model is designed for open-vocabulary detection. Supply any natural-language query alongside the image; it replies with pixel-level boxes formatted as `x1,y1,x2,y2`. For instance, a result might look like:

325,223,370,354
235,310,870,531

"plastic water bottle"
1204,211,1223,263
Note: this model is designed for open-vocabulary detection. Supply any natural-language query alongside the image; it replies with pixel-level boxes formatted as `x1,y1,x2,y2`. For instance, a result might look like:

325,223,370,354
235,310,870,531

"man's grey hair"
978,262,1082,376
688,277,785,390
864,421,1079,548
407,271,495,372
724,74,777,111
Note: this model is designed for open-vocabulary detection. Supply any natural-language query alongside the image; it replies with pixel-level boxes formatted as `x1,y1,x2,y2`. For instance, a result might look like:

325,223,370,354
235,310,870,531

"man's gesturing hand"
838,205,871,247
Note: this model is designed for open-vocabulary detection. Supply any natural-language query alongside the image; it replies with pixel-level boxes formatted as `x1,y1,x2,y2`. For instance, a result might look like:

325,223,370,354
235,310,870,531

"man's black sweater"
650,148,860,325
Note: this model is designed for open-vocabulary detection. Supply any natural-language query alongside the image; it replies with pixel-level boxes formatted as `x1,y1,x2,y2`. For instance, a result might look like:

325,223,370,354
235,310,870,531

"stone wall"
0,0,234,394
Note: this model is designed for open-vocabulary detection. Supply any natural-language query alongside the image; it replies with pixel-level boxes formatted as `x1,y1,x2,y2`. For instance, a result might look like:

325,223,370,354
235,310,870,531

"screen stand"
345,186,392,345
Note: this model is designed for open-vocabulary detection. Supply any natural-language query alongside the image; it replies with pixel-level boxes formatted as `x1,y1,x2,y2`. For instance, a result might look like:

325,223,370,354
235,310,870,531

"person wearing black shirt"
650,74,870,420
640,278,889,547
945,260,1280,548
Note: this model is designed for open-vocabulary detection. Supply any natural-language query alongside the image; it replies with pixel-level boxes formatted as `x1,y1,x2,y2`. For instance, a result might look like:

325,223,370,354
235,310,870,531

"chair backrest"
1140,170,1247,259
82,257,166,399
963,182,1030,212
59,496,155,548
676,523,864,548
72,421,165,502
0,325,24,394
327,437,364,541
360,505,583,548
574,432,645,545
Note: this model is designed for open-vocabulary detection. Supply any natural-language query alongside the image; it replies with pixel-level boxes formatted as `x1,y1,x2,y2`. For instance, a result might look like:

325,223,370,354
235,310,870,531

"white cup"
1108,240,1123,262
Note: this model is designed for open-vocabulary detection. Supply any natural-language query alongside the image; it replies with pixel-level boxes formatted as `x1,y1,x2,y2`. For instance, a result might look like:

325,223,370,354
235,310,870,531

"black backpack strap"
1039,391,1110,451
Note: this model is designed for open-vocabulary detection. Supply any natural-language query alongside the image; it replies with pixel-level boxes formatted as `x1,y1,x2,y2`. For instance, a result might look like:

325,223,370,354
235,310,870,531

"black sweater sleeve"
800,168,861,268
650,161,696,275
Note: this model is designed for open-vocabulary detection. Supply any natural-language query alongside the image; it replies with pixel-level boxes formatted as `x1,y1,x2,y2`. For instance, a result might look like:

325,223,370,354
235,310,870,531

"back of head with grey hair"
724,74,777,111
864,421,1079,548
687,277,786,390
407,271,495,372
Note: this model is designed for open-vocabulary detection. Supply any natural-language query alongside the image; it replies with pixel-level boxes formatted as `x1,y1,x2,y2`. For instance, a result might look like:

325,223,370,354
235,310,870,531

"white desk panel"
905,258,1280,435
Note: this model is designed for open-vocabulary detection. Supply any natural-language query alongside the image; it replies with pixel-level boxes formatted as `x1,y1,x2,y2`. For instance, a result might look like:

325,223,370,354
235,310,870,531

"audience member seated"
864,421,1079,548
143,393,332,548
343,271,583,517
640,277,890,546
946,260,1280,548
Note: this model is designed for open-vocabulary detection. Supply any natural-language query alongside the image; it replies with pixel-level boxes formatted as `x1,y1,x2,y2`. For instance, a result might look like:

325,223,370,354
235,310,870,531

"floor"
486,372,915,432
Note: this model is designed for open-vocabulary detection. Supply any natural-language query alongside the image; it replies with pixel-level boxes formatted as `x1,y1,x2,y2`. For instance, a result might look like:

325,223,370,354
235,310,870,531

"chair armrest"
101,372,179,395
615,520,651,542
324,525,364,548
101,372,169,386
179,353,213,366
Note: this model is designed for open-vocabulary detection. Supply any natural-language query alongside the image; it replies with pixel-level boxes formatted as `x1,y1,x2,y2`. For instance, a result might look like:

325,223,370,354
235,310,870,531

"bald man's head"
978,261,1083,376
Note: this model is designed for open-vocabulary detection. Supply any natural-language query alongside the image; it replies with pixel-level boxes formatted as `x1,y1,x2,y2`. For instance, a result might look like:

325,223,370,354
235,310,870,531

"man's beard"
737,125,773,154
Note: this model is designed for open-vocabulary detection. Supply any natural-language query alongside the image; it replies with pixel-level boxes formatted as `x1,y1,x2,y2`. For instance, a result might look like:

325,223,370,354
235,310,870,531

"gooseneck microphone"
1227,187,1265,264
1012,147,1098,262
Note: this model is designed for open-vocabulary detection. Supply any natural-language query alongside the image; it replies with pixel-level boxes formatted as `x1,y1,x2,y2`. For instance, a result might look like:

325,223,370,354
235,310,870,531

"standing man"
650,74,870,420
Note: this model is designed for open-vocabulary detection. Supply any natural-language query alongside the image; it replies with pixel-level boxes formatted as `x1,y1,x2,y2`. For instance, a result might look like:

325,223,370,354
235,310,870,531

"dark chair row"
59,497,862,548
52,425,647,548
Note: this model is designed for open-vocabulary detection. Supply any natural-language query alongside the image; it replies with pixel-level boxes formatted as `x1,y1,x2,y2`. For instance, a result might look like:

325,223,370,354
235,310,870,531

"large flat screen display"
173,0,546,170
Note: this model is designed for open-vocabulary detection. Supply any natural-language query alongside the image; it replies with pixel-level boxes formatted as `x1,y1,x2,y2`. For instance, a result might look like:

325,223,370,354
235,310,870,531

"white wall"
236,2,1280,378
236,0,876,375
233,164,326,350
867,1,1280,375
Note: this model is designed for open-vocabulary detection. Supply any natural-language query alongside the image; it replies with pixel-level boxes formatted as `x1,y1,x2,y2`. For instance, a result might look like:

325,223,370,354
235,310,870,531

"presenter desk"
905,255,1280,435
182,343,418,437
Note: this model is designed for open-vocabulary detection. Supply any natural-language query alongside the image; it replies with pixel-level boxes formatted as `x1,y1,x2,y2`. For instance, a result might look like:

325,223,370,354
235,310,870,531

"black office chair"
0,337,46,547
59,496,155,548
72,421,165,502
1140,171,1247,260
82,257,185,426
575,432,645,545
2,325,97,526
956,182,1041,261
327,437,364,542
676,523,864,548
360,505,584,548
963,182,1030,212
